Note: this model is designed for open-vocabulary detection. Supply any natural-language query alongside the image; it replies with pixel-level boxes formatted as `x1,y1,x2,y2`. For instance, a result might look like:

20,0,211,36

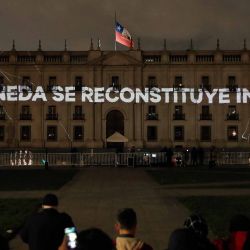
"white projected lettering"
0,85,249,104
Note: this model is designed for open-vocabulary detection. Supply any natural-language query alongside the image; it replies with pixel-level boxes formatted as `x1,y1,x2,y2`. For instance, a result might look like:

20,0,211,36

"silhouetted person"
213,214,250,250
198,147,205,166
0,233,9,250
184,147,190,167
167,148,174,167
168,214,216,250
115,208,153,250
20,193,74,250
209,146,217,168
77,228,115,250
191,147,198,167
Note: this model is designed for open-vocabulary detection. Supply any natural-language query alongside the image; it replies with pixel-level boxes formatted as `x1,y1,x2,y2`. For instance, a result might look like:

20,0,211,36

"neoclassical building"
0,39,249,150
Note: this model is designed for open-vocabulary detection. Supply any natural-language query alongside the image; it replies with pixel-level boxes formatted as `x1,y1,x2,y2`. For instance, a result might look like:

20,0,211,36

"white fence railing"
0,151,249,167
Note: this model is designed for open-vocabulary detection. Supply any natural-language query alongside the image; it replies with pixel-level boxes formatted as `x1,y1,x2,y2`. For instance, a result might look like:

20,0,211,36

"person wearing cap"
168,214,216,250
20,193,74,250
115,208,153,250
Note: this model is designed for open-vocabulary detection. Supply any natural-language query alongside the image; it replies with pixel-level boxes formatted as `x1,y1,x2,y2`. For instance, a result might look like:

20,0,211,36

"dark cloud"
0,0,249,51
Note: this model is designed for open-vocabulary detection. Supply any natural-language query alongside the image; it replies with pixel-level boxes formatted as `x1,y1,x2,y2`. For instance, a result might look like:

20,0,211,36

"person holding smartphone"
20,193,75,250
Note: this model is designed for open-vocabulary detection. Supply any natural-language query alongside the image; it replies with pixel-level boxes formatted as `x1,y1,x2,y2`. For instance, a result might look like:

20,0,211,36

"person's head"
42,193,58,209
115,208,137,235
229,214,250,232
184,214,208,238
77,228,114,250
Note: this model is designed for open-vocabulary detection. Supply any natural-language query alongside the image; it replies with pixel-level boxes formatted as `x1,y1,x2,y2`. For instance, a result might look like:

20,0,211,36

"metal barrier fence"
0,151,249,167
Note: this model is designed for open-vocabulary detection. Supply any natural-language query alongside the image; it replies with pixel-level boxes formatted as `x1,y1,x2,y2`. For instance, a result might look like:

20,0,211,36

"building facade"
0,40,249,150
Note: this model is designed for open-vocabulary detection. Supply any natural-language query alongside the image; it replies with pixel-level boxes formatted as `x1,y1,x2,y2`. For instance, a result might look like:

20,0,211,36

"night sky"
0,0,249,51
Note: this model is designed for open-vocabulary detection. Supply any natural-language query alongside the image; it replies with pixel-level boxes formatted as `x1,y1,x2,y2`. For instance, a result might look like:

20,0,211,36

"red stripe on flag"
116,32,134,48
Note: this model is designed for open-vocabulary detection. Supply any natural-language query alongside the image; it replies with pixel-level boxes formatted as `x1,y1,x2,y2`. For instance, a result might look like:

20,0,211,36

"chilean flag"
115,22,134,48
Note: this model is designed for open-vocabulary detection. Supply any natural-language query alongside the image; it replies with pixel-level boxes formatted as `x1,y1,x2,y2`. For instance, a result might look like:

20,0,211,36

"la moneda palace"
0,39,249,150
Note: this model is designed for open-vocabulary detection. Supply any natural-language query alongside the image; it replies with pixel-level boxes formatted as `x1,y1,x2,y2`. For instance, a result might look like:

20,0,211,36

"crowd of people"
0,193,249,250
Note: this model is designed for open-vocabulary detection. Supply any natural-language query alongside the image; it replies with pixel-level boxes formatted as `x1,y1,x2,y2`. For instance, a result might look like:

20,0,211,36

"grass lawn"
147,168,250,185
179,196,250,237
0,169,78,191
0,199,39,238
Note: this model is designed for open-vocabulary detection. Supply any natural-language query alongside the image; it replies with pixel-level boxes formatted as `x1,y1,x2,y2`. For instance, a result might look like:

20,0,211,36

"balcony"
73,113,85,120
20,113,32,120
173,113,185,120
146,113,158,120
0,114,5,120
200,113,212,120
46,113,58,120
226,84,238,92
227,113,239,120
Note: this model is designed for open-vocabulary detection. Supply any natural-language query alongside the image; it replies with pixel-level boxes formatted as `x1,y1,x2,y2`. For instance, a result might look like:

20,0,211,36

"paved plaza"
5,168,250,250
7,168,188,250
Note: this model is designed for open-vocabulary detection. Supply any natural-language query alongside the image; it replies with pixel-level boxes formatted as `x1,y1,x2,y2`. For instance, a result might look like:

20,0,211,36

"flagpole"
114,11,117,51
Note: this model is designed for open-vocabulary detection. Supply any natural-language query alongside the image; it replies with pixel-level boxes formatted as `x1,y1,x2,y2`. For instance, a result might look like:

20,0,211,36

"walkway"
8,168,189,250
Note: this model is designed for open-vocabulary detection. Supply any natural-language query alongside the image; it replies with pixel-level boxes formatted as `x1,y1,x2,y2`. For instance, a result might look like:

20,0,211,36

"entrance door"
106,110,124,151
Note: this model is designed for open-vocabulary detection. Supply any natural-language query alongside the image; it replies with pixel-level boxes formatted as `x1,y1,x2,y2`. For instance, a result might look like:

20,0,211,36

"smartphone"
64,227,77,249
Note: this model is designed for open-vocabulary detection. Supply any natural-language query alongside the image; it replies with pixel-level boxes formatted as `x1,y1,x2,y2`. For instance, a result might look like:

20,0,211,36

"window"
48,76,57,91
73,106,84,120
0,76,4,84
0,126,4,141
202,105,209,114
20,126,31,141
227,106,239,120
110,76,120,91
175,105,183,114
200,105,212,120
174,76,183,88
49,76,57,85
0,76,4,92
200,126,211,141
148,76,157,88
47,126,57,141
22,106,30,114
20,106,31,120
227,76,237,91
228,76,236,85
202,76,209,85
201,76,211,91
0,106,5,120
147,105,158,120
174,126,184,141
48,106,56,114
74,126,83,141
21,76,32,91
75,76,83,91
47,106,58,120
227,126,238,141
22,76,30,84
148,105,156,114
147,126,157,141
173,106,185,120
0,106,4,115
75,106,82,114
